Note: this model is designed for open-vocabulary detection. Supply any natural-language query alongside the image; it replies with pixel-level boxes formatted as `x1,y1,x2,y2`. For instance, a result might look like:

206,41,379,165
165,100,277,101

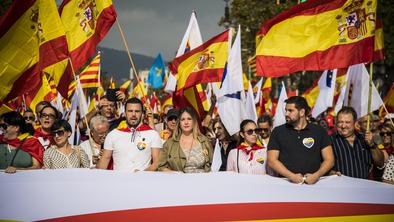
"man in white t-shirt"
97,98,162,172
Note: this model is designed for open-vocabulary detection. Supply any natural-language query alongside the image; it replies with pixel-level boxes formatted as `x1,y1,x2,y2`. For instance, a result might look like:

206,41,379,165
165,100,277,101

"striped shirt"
43,146,90,169
330,132,372,179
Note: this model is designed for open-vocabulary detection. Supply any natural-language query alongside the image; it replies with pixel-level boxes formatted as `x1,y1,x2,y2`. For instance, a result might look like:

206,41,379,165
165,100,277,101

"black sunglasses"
167,116,177,121
380,132,393,137
260,128,270,133
0,123,8,130
53,130,65,138
244,128,262,136
24,116,35,121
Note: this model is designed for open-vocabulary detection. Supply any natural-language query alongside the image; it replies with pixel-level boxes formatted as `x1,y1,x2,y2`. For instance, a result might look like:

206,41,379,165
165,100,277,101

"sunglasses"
24,116,35,121
167,116,177,121
260,128,270,133
41,113,56,120
380,132,393,137
244,128,262,136
0,123,8,130
53,130,65,137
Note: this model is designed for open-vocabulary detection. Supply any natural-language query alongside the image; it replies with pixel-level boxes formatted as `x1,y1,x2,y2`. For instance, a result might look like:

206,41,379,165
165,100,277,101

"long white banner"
1,169,393,221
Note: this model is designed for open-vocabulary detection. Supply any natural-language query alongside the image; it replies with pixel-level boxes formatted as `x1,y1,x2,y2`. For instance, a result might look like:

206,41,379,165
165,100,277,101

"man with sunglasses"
267,96,334,184
97,98,162,172
159,108,178,142
257,114,273,148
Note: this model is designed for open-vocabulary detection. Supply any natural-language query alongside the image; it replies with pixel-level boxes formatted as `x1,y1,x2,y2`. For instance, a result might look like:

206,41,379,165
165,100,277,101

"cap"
166,108,179,119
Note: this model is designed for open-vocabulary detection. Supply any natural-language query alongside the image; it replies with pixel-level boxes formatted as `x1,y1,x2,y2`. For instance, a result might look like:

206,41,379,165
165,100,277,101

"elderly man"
97,98,162,172
80,115,109,167
330,107,384,179
267,96,334,184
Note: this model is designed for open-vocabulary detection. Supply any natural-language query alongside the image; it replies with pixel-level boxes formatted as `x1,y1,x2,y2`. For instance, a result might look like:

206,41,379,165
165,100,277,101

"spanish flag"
0,0,68,103
59,0,116,73
169,30,229,91
256,0,380,77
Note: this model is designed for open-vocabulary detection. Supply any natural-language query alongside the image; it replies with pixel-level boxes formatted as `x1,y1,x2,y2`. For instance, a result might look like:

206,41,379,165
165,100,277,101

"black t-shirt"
267,123,331,175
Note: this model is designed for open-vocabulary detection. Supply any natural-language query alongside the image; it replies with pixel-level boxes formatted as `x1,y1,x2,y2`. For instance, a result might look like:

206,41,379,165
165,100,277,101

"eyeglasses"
380,132,393,137
244,128,262,136
41,113,56,120
24,116,35,121
0,123,8,130
167,116,177,121
52,130,65,137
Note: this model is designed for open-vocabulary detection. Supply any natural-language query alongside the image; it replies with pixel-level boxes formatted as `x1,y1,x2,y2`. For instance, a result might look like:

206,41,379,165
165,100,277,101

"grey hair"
90,115,109,131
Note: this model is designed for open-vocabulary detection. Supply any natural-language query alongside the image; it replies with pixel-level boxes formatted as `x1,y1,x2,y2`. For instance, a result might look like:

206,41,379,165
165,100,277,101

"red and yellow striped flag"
59,0,116,78
256,0,380,77
169,30,229,91
0,0,69,103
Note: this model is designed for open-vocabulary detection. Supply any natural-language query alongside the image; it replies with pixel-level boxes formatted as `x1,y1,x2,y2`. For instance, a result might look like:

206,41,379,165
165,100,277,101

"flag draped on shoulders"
256,0,380,77
59,0,116,80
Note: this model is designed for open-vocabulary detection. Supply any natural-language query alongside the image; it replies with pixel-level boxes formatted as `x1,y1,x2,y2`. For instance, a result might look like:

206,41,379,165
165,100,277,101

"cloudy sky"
99,0,227,61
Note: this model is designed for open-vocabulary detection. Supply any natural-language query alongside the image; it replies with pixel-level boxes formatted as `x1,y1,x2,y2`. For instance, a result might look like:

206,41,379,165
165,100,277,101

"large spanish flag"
169,30,229,91
256,0,380,77
0,0,69,103
59,0,116,72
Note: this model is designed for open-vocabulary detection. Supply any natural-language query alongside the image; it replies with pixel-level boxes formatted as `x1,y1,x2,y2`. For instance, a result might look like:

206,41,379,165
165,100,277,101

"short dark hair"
125,97,144,112
257,113,273,126
51,119,72,133
337,106,357,121
285,96,310,115
240,119,256,132
1,111,34,135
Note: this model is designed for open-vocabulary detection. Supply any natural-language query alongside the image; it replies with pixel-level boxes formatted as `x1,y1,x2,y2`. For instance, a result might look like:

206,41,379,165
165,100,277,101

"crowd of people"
1,93,393,185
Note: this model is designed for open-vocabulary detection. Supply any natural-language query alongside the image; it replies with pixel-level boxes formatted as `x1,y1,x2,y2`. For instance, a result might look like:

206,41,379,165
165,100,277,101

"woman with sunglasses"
0,111,43,173
227,119,267,175
158,107,213,173
43,119,89,169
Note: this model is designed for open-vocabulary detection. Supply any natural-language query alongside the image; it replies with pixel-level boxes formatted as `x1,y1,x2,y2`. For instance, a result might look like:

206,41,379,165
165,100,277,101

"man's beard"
128,117,142,128
286,116,299,126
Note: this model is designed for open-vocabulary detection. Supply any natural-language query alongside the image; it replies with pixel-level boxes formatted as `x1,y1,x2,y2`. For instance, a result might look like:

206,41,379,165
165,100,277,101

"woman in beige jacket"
158,107,213,173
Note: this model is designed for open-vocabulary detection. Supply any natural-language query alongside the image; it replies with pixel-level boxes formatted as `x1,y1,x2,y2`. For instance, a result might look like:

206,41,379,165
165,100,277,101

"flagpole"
68,57,96,156
366,62,374,132
97,51,101,101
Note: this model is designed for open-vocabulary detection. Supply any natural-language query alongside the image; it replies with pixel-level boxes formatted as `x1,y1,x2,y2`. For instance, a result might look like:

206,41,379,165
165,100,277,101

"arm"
96,149,112,169
364,131,385,167
79,108,99,131
267,150,304,183
304,145,335,184
157,140,178,172
4,157,42,173
144,148,160,171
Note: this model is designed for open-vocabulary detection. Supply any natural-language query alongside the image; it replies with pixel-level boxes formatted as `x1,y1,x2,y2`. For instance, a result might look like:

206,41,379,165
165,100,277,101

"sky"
98,0,227,61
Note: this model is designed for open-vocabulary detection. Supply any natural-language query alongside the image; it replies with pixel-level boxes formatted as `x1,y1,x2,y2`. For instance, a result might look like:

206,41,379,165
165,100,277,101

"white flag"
344,64,383,118
75,77,89,117
218,26,245,135
164,11,203,93
211,139,222,172
254,78,263,104
244,81,257,122
311,70,337,118
273,82,288,128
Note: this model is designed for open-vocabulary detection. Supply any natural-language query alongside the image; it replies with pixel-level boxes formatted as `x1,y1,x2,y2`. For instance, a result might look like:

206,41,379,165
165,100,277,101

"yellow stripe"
176,41,228,90
257,0,377,58
61,0,113,51
375,27,384,51
39,0,66,45
80,74,98,80
236,214,394,222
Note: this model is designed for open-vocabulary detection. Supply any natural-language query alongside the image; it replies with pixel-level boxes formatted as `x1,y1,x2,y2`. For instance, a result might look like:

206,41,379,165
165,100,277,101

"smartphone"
106,88,120,101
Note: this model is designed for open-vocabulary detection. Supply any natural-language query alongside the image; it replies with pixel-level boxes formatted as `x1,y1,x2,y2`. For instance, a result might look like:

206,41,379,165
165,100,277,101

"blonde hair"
172,107,201,140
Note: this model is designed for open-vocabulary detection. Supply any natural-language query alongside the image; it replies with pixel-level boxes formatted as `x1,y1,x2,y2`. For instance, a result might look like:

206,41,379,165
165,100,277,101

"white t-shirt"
80,140,101,168
104,125,162,172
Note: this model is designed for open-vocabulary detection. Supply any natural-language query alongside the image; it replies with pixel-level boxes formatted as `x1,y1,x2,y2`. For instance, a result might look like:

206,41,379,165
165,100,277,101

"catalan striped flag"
256,0,380,77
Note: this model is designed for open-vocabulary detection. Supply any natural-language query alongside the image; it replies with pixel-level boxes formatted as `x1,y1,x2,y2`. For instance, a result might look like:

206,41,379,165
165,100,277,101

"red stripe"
170,30,228,75
38,202,394,222
80,71,99,76
39,36,69,69
182,68,224,90
57,64,73,99
68,5,117,71
3,64,41,103
86,63,100,67
256,37,374,77
0,0,36,38
80,79,98,84
261,0,347,35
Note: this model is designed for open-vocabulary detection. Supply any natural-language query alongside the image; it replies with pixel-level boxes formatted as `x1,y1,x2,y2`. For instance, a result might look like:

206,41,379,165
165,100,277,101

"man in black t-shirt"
267,96,334,184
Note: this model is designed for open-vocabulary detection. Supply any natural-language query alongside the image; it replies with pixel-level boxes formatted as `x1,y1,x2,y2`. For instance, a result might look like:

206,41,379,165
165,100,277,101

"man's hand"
116,91,126,102
364,131,374,147
304,173,320,184
328,170,342,176
5,166,16,174
289,173,304,184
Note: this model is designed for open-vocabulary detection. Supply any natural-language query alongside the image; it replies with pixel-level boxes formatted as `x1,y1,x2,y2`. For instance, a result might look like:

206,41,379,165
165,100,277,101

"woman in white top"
44,119,89,169
227,119,267,175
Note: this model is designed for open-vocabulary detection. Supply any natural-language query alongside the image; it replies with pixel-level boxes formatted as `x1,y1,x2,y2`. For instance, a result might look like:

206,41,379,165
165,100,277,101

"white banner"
1,169,393,221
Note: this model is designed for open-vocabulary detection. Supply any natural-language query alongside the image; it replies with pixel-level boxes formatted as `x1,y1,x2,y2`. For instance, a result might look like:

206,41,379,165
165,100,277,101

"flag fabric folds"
273,82,288,128
147,54,166,89
169,30,229,92
311,70,338,118
59,0,116,77
256,0,379,77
